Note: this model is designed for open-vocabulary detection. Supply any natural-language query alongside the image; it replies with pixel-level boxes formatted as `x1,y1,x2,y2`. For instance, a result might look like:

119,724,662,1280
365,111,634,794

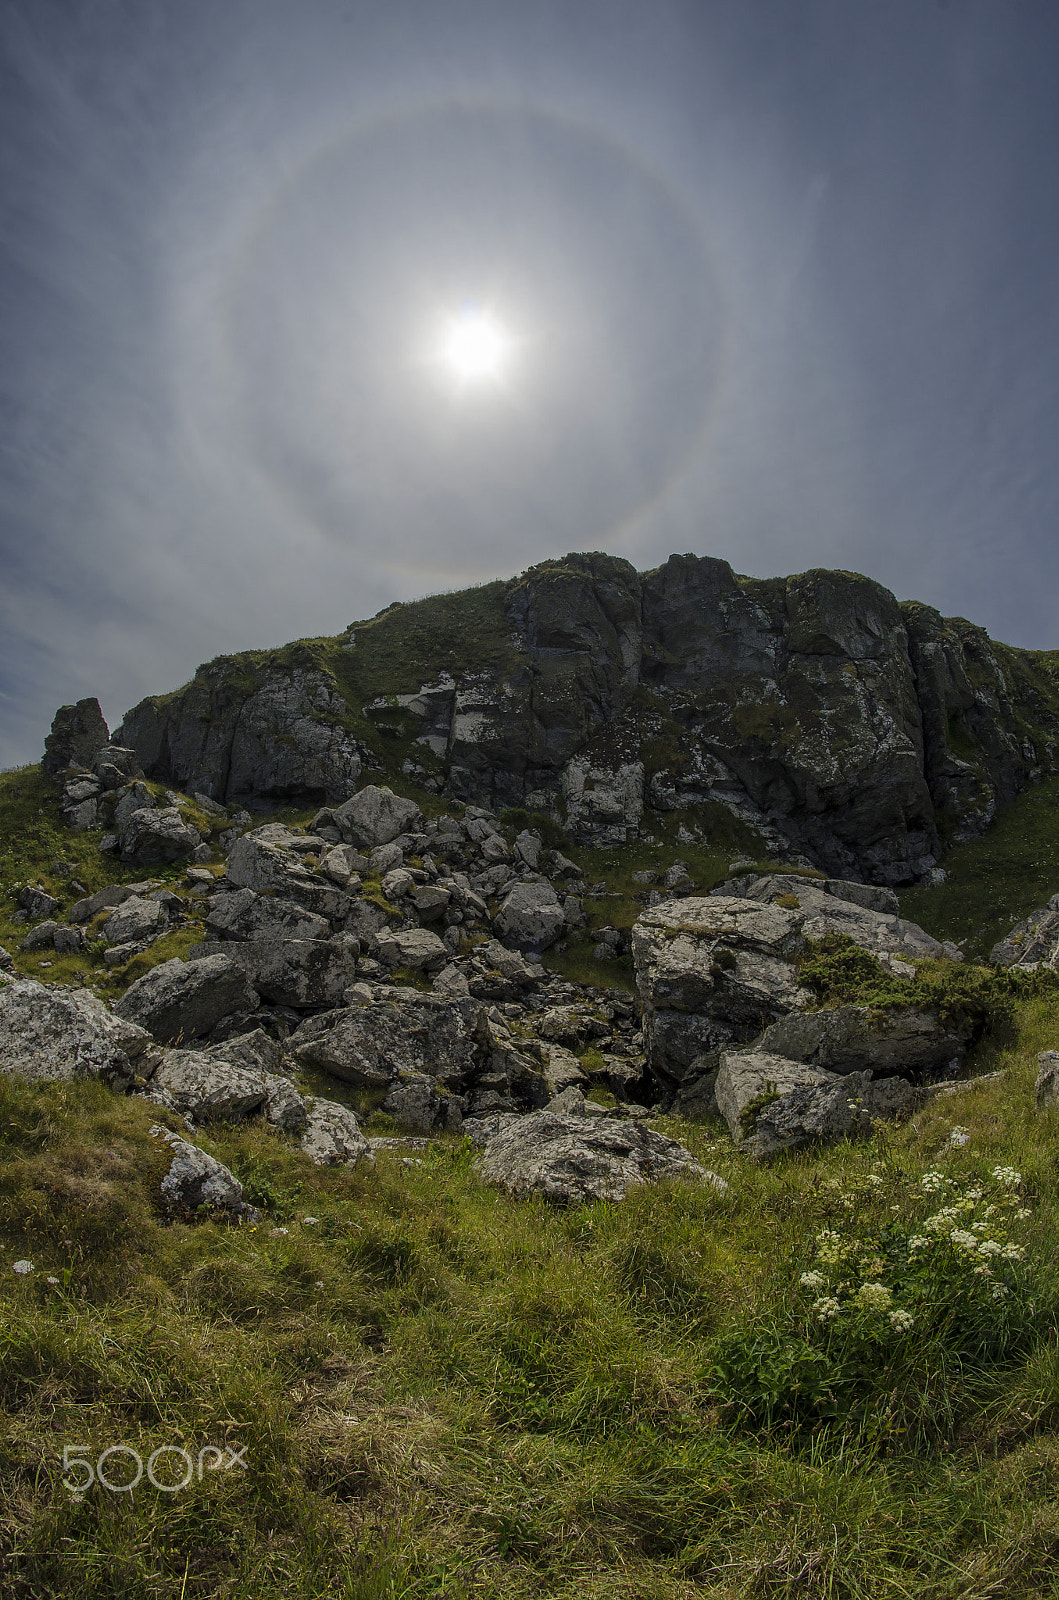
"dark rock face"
112,552,1059,885
42,698,110,775
117,665,367,805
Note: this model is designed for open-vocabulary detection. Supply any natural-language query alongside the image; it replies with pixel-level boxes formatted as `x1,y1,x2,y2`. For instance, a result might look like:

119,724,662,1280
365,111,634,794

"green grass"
900,773,1059,959
4,1000,1059,1596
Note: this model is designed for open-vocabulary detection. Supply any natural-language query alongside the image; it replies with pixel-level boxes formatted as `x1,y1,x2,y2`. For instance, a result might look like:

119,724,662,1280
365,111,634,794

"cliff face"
114,552,1059,885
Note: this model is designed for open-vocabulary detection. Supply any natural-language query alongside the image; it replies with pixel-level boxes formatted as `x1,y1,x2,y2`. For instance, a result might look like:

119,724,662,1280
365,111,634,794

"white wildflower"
949,1229,979,1254
921,1171,947,1193
12,1260,33,1275
1016,1208,1032,1220
971,1222,989,1234
866,1174,883,1187
977,1239,1003,1257
1002,1244,1025,1261
800,1271,827,1290
889,1309,914,1332
813,1296,841,1322
992,1286,1009,1300
302,1216,319,1226
908,1236,929,1252
992,1166,1021,1188
856,1282,893,1313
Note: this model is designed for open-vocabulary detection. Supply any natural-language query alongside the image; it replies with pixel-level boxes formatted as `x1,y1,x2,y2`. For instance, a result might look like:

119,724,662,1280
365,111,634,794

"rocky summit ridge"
88,551,1059,888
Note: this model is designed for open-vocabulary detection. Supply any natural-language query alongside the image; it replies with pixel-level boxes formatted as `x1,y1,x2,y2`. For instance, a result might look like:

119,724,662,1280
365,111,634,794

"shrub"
706,1161,1048,1443
798,932,1059,1038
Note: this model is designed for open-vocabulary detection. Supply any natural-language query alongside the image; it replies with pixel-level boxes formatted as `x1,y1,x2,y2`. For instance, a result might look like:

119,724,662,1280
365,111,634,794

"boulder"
290,992,482,1090
539,1043,589,1096
19,885,59,920
0,979,158,1087
206,937,359,1008
68,882,160,925
150,1125,256,1216
42,697,109,776
204,888,330,943
150,1050,271,1122
224,832,351,920
991,896,1059,970
382,1071,464,1133
119,807,201,869
331,786,421,848
375,927,449,972
20,920,63,953
740,875,954,960
757,1003,969,1078
410,884,451,920
474,1108,722,1204
715,1047,920,1158
633,897,810,1089
113,954,259,1044
103,895,169,947
493,880,565,952
318,843,365,886
300,1098,373,1166
91,744,143,783
1036,1050,1059,1110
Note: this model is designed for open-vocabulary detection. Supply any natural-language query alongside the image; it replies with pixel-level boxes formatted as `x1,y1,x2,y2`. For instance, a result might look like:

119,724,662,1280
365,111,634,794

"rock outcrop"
109,553,1059,885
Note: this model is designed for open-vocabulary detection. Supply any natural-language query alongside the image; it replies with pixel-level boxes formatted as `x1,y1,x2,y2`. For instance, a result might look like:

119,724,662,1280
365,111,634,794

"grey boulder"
375,927,449,971
224,831,351,919
151,1124,256,1216
633,896,810,1088
113,954,259,1044
0,978,158,1088
204,888,331,944
991,896,1059,970
203,937,359,1008
120,807,201,868
150,1049,271,1122
757,1003,970,1078
1036,1051,1059,1110
19,885,59,920
493,880,565,952
331,785,421,848
382,1071,464,1133
42,697,110,776
715,1047,920,1159
300,1098,373,1166
103,895,169,947
474,1108,722,1205
290,992,481,1090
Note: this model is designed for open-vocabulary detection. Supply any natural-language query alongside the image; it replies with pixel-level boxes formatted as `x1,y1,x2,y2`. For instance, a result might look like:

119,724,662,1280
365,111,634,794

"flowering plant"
709,1162,1041,1437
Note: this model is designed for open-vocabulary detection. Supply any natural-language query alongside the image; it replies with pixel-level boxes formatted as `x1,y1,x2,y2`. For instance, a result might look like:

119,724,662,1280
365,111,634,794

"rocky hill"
63,553,1059,887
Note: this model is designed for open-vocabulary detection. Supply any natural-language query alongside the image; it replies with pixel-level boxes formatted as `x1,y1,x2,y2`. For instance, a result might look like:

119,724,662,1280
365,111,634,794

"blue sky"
2,0,1058,765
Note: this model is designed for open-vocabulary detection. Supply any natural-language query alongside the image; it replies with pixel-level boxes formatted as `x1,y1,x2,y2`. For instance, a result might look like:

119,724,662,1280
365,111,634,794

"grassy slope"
5,747,1059,1594
900,774,1059,960
2,1016,1059,1598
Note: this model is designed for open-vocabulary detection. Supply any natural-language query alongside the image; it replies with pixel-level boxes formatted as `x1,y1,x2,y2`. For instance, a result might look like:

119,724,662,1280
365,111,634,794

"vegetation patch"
797,932,1059,1039
900,772,1059,958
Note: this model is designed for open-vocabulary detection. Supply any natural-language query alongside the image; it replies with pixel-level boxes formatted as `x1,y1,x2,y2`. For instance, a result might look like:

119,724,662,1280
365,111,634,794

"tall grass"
3,996,1059,1596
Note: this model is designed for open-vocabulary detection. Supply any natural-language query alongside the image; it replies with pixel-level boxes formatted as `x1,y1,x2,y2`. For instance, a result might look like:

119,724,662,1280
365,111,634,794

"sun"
436,307,511,385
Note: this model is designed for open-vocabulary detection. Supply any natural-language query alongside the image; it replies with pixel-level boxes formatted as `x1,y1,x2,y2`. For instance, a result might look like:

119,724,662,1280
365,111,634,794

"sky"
2,0,1058,767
